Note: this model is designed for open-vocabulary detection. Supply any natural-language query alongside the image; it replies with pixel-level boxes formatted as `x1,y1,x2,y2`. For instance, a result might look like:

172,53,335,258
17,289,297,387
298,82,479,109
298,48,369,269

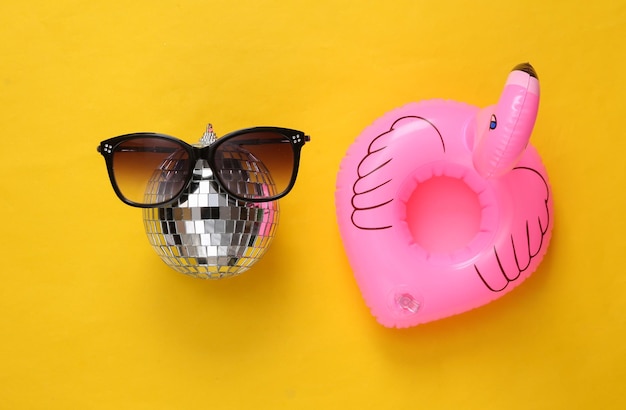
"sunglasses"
98,126,310,207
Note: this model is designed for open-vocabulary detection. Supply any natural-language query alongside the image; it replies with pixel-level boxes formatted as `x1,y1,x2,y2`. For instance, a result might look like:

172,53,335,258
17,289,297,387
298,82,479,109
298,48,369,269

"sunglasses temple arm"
223,137,309,146
114,147,181,154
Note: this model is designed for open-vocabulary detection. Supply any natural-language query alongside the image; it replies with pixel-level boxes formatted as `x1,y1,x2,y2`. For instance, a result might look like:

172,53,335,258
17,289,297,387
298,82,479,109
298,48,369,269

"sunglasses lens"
213,132,295,200
111,137,191,205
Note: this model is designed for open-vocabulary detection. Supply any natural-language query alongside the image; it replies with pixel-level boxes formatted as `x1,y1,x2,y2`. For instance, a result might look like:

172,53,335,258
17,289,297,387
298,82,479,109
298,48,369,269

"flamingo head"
472,63,540,178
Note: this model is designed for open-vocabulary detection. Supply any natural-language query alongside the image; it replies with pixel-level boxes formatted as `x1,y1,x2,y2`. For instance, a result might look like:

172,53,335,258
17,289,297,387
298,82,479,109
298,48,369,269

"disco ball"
142,137,279,279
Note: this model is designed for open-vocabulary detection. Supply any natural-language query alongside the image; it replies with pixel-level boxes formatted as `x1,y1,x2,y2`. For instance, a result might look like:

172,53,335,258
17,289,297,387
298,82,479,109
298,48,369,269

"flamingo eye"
489,114,497,130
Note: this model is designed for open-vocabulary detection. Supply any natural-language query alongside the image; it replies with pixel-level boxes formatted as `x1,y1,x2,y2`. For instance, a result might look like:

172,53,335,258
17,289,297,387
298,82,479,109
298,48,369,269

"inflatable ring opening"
397,161,498,265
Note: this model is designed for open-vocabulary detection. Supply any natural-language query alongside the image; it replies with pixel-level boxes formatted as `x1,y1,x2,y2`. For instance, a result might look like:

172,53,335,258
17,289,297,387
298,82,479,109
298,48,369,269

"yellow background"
1,0,625,408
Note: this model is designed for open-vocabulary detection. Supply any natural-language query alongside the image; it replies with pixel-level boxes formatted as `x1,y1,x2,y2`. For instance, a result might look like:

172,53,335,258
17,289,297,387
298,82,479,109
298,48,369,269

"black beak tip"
513,62,538,79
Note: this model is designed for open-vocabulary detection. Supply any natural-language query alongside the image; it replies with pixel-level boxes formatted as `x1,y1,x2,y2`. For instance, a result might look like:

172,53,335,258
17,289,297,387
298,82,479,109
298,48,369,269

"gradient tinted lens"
213,132,295,200
111,137,191,205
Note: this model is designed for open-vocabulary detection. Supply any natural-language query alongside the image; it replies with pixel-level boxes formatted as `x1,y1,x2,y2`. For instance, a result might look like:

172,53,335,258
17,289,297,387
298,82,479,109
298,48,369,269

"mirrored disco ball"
142,145,279,279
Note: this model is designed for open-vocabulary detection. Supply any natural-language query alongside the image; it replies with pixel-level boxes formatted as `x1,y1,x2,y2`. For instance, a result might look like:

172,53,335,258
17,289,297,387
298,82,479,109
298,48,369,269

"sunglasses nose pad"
142,155,280,279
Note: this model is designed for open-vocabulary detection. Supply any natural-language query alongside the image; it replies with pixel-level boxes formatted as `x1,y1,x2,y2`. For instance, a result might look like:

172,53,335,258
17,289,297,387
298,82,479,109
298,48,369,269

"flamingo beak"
512,62,538,79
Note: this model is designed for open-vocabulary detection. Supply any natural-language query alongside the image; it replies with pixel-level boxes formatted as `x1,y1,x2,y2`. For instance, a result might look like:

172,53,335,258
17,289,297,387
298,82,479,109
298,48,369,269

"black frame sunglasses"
98,126,310,208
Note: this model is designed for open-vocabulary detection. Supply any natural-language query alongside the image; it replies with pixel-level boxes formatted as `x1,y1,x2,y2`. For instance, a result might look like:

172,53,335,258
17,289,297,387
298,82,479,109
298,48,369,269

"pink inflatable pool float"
335,63,553,328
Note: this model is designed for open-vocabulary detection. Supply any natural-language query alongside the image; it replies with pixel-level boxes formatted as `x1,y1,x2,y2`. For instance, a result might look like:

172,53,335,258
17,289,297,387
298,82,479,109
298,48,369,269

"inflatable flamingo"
335,63,553,328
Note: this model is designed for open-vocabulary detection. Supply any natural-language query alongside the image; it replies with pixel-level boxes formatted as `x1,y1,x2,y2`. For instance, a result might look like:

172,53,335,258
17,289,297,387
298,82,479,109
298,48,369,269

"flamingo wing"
474,165,551,292
350,116,445,230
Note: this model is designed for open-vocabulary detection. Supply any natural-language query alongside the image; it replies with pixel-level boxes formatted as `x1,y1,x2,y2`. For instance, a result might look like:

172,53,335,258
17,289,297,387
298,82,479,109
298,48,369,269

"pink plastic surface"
335,65,553,328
